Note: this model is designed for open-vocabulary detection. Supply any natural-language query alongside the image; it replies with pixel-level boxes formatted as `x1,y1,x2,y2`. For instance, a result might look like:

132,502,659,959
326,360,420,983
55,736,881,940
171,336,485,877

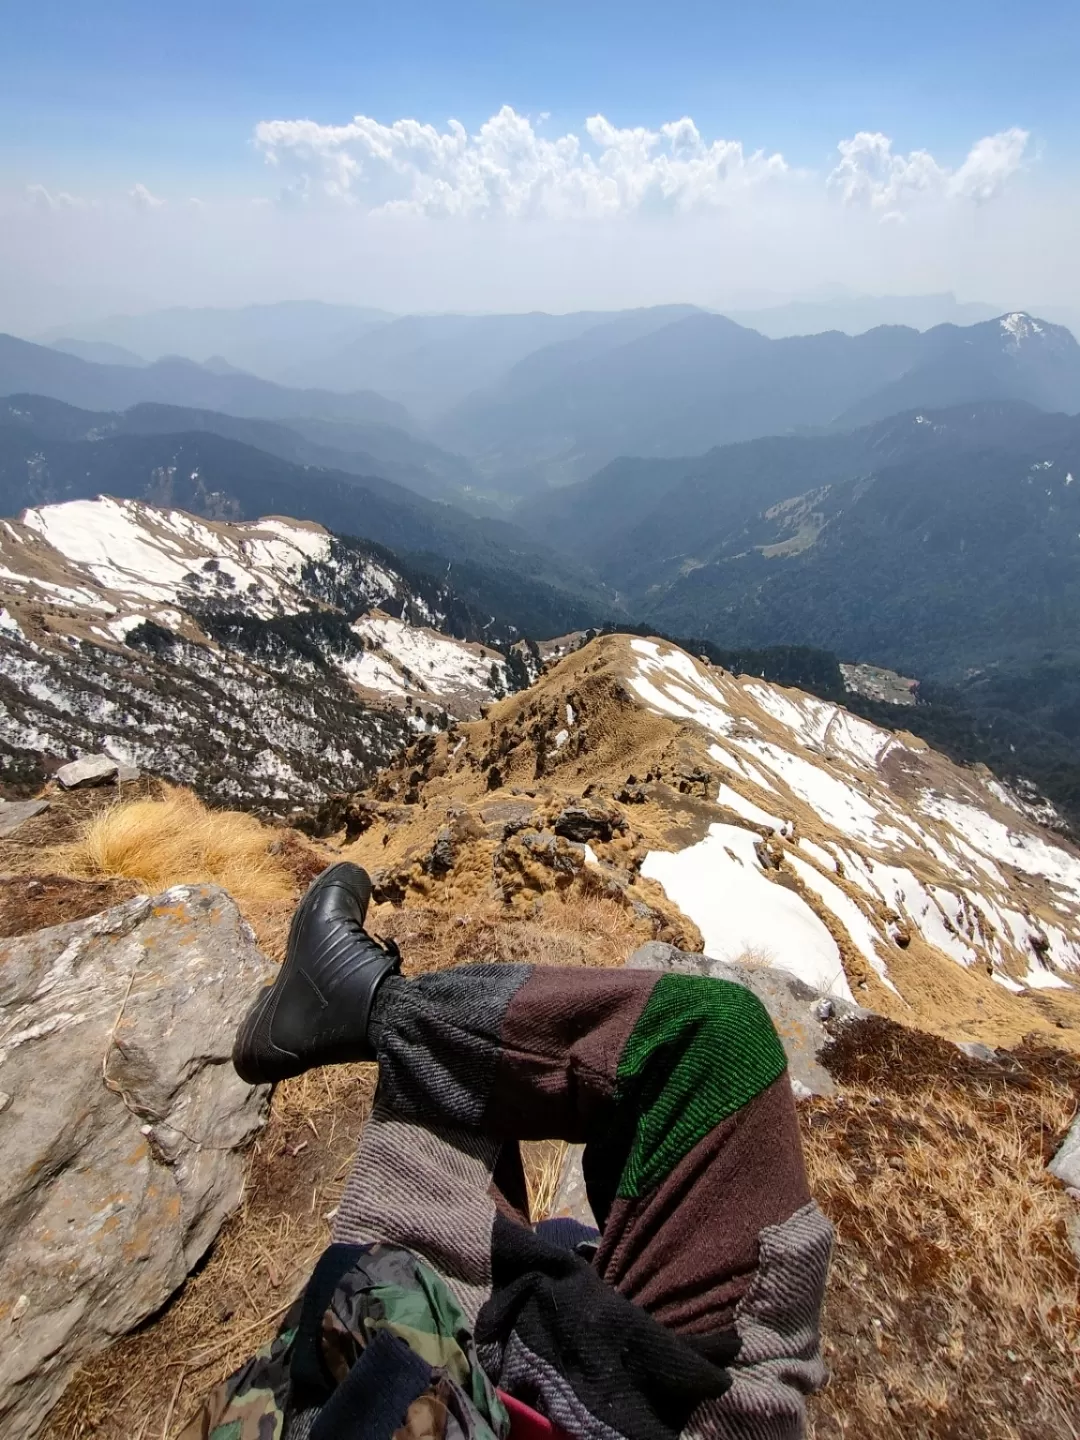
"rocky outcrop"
0,885,271,1438
1050,1116,1080,1191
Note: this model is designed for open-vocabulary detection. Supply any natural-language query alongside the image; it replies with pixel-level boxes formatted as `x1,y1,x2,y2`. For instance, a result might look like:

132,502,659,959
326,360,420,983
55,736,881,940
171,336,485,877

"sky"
1,0,1078,331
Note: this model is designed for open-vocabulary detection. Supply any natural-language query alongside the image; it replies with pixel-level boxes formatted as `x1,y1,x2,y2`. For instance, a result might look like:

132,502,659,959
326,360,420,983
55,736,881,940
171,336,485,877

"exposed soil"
0,873,140,938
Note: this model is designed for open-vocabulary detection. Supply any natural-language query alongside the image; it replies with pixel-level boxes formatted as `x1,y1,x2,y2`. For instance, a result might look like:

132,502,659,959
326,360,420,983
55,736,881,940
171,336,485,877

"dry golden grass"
372,890,649,976
805,1031,1080,1440
46,786,300,903
523,1139,572,1221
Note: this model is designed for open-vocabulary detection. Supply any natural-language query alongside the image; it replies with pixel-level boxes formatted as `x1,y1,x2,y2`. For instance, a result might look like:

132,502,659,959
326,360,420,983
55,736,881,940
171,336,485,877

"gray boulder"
0,885,271,1438
55,754,119,789
1049,1116,1080,1191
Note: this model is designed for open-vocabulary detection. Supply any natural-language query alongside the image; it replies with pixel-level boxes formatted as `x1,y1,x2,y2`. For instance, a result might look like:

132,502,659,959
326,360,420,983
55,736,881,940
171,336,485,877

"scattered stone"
0,799,49,839
616,783,647,804
957,1040,999,1063
0,1091,11,1113
370,866,409,907
0,885,270,1437
478,798,537,839
755,838,783,871
115,762,141,783
55,754,119,789
426,829,455,877
673,764,714,798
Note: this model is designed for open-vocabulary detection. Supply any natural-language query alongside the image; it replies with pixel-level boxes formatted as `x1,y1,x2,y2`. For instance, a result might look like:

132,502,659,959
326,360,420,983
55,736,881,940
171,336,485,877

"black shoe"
233,862,401,1085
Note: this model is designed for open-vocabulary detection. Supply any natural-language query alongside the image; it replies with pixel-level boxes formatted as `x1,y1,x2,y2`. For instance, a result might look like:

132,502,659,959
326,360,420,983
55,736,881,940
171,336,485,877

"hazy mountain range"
5,296,1080,827
9,305,1080,500
0,394,604,638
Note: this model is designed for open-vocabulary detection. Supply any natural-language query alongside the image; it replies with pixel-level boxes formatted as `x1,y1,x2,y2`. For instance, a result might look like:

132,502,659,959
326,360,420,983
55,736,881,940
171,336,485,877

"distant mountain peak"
999,312,1047,345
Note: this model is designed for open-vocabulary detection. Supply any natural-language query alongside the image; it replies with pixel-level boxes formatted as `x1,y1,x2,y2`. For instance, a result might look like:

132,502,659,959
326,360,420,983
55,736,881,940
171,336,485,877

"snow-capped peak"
999,312,1045,345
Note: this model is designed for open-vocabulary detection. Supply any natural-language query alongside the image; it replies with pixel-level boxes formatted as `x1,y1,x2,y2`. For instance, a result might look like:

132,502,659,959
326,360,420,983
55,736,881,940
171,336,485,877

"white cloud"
26,183,86,211
828,128,1029,214
252,107,1029,223
129,182,165,211
3,112,1066,335
254,105,789,218
947,128,1030,202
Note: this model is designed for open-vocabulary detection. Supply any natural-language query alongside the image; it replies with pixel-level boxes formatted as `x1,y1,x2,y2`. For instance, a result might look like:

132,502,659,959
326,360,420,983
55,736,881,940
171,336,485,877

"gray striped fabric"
684,1201,833,1440
494,1332,630,1440
371,965,533,1129
332,1097,500,1325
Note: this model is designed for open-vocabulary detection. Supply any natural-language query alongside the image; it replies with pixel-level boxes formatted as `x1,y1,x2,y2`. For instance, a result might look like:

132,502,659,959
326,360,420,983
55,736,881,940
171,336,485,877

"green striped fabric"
614,974,788,1198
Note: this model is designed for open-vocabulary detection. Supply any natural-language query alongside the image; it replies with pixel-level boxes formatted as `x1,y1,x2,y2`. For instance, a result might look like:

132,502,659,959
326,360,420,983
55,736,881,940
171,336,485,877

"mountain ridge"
0,407,609,636
0,332,412,430
0,496,544,809
443,311,1080,488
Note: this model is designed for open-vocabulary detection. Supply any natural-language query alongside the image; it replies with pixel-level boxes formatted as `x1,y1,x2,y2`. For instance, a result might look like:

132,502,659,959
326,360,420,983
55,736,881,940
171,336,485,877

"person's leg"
234,866,830,1438
332,962,831,1439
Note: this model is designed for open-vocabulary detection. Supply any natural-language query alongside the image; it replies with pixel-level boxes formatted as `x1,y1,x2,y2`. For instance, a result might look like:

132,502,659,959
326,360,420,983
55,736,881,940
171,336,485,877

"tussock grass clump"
47,786,297,903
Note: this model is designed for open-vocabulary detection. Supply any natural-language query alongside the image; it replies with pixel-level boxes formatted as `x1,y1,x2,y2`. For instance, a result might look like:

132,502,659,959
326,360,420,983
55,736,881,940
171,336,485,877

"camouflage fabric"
181,1243,509,1440
178,1312,300,1440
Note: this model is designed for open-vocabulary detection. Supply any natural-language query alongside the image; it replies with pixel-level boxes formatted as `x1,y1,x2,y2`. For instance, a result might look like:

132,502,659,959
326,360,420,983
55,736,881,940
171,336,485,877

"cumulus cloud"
252,107,1029,223
828,128,1029,214
128,182,165,211
947,128,1030,202
254,105,788,217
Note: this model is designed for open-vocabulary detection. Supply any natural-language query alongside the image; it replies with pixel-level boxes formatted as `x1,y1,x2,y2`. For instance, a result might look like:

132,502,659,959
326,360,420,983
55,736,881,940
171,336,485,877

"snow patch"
716,784,785,831
787,852,897,993
642,823,853,1000
629,639,733,735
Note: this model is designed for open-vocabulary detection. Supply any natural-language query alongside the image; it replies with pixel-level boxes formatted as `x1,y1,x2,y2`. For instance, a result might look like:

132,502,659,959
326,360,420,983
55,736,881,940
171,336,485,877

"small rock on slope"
55,755,120,789
1049,1116,1080,1191
0,885,270,1438
0,799,48,838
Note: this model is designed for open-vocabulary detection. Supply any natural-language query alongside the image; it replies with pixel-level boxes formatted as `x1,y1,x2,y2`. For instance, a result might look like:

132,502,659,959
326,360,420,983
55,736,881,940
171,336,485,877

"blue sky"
4,0,1076,192
1,1,1077,328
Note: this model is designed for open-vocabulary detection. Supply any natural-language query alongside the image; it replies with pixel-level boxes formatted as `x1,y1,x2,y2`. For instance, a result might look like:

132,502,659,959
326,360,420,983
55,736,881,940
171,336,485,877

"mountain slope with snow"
0,498,531,808
341,631,1080,1053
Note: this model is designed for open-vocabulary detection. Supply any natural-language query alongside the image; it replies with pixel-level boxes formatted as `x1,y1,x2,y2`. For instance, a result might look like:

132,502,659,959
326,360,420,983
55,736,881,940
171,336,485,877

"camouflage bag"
181,1242,511,1440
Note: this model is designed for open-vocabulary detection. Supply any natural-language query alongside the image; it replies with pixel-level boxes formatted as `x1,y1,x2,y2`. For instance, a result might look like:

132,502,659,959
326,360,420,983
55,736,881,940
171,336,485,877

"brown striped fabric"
596,1074,812,1332
330,963,830,1437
